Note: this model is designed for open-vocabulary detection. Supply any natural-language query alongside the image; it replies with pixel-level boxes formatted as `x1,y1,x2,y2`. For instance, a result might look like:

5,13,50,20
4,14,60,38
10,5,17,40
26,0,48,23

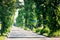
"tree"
16,0,60,37
16,7,25,27
34,0,60,37
0,0,16,35
24,0,37,30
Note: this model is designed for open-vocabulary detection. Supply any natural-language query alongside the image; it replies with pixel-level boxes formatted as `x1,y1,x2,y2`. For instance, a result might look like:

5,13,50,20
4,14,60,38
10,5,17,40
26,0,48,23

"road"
7,26,45,38
6,38,60,40
6,26,60,40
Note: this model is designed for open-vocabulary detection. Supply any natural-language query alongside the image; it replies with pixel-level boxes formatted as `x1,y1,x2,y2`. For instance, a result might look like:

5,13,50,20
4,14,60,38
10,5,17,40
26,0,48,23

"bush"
49,30,60,37
36,27,43,34
41,27,50,36
24,27,30,31
32,28,36,32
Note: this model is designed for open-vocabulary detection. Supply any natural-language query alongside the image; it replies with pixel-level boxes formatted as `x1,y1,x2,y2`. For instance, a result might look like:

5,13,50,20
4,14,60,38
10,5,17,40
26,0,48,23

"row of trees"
0,0,16,35
16,0,60,37
0,0,60,37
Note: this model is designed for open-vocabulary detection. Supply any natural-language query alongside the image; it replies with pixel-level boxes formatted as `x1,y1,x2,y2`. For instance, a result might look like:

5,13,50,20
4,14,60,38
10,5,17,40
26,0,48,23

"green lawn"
0,36,6,40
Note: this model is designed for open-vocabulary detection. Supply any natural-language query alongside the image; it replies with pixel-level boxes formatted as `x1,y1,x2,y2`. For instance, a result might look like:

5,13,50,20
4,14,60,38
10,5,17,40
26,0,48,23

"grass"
0,36,6,40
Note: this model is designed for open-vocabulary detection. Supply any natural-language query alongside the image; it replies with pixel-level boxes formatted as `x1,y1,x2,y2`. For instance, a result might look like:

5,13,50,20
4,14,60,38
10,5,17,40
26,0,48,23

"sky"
14,9,19,23
19,0,24,5
19,0,24,2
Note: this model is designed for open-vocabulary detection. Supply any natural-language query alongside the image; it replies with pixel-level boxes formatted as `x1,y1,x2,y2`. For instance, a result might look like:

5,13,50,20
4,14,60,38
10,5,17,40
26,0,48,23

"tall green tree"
34,0,60,36
16,0,60,37
34,0,43,28
0,0,16,35
24,0,37,30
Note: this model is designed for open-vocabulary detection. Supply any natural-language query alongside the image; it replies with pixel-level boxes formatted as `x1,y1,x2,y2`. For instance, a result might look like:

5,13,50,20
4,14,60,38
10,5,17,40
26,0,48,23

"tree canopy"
0,0,60,37
16,0,60,37
0,0,16,35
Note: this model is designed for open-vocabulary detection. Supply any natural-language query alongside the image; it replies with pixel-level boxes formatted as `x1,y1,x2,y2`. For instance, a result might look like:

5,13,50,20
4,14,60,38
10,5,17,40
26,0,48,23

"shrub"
36,27,43,34
32,28,36,32
41,27,50,36
49,30,60,37
24,27,30,30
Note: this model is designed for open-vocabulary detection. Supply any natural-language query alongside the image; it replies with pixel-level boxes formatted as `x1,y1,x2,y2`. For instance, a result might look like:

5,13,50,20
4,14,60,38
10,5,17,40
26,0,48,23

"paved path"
7,26,60,40
7,37,60,40
7,26,45,38
6,38,60,40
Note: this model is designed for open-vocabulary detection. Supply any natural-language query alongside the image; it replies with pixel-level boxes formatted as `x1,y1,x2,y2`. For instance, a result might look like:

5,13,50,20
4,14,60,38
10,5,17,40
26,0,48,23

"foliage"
16,7,25,27
0,0,16,35
40,27,50,36
34,0,60,37
32,28,36,32
16,0,60,37
49,30,60,37
35,27,43,34
24,0,37,29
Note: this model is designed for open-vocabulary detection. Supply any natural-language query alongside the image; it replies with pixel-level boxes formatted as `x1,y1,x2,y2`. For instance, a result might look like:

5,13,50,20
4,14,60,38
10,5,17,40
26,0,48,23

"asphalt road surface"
6,26,60,40
7,26,45,38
